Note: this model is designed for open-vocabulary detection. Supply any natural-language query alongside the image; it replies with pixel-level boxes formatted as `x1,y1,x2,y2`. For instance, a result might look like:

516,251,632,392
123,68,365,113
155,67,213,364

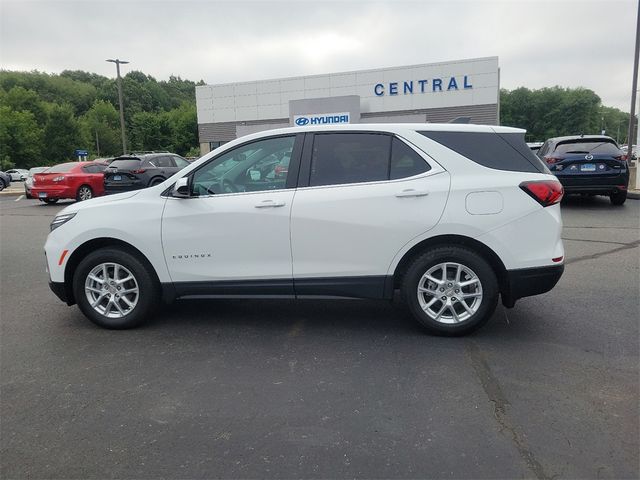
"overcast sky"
0,0,636,111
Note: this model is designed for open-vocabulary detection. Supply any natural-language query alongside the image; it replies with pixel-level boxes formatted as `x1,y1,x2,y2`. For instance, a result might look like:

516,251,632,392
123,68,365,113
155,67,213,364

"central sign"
294,112,350,126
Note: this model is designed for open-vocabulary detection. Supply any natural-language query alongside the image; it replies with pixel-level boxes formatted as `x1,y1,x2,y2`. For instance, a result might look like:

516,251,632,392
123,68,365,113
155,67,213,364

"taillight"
52,176,65,182
519,180,564,207
544,156,561,164
131,169,146,174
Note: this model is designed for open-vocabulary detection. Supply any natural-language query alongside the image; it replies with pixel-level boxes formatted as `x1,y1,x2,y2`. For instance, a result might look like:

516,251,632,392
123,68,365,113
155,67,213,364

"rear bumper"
556,171,629,194
104,183,145,194
501,264,564,308
31,186,74,199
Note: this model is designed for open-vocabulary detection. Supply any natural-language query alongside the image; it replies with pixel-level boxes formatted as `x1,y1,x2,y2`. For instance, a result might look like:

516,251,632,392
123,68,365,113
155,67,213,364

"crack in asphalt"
465,340,552,480
564,240,640,266
562,237,633,246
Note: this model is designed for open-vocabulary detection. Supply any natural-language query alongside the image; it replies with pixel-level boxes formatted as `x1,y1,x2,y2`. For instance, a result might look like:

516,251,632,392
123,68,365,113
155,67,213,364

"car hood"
58,190,141,215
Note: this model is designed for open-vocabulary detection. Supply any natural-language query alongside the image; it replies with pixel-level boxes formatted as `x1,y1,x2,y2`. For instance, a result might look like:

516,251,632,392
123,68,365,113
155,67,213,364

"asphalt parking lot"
1,193,638,479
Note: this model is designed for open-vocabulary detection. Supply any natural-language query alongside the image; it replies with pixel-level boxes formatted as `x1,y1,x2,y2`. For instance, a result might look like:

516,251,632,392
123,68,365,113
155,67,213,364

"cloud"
0,0,636,110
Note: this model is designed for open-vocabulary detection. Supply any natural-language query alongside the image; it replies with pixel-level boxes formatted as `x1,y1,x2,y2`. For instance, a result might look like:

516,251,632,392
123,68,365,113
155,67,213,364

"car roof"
239,123,525,139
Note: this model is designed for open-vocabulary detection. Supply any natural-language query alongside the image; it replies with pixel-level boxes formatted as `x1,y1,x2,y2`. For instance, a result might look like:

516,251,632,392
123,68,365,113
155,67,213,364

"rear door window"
154,156,174,168
419,131,546,173
310,133,391,187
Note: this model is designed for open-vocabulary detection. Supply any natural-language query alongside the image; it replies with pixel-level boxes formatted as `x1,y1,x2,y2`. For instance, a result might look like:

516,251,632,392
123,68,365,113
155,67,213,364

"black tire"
610,190,627,206
41,198,59,204
149,177,165,187
76,185,93,202
0,179,5,191
72,248,159,329
401,246,499,336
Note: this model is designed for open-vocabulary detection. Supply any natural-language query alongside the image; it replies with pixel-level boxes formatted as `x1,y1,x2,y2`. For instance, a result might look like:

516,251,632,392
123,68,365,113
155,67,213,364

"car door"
290,132,450,293
161,134,303,293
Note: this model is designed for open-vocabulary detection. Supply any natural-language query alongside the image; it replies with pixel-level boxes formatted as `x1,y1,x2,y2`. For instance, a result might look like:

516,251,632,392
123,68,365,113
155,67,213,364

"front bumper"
49,280,75,305
501,264,564,308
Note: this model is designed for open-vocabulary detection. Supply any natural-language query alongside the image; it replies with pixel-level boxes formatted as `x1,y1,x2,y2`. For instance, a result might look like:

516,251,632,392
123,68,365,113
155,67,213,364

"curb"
628,190,640,200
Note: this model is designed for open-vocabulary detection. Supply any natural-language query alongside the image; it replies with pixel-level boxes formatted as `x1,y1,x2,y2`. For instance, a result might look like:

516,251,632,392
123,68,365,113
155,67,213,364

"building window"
209,141,227,151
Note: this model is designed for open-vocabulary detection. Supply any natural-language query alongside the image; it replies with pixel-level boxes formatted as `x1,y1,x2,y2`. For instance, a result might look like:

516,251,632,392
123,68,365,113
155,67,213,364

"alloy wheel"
417,262,483,324
78,186,92,201
84,263,139,318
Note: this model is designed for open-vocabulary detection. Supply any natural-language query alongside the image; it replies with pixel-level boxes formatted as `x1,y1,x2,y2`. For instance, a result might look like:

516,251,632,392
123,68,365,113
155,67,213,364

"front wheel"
401,246,499,336
72,248,159,329
41,198,59,204
610,189,627,206
76,185,93,201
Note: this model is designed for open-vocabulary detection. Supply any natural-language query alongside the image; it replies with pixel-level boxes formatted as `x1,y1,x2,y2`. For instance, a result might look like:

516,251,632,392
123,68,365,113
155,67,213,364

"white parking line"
14,195,24,202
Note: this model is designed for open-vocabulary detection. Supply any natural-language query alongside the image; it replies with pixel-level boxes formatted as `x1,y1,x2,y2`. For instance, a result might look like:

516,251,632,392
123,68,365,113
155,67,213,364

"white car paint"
45,123,563,298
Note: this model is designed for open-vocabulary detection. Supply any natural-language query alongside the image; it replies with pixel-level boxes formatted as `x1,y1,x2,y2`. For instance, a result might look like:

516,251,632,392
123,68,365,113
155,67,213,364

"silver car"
24,167,49,198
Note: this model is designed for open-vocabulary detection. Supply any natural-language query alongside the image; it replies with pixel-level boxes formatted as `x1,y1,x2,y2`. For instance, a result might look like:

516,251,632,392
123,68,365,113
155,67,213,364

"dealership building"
196,56,500,154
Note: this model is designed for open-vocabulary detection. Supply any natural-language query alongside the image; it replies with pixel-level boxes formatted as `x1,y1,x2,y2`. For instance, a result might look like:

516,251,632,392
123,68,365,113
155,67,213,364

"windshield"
109,159,142,170
554,140,621,155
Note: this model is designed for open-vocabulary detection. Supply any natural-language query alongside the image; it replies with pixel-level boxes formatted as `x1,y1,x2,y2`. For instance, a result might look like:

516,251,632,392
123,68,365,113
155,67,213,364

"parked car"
536,135,629,205
5,169,29,181
103,153,190,194
527,142,543,153
45,124,564,335
24,167,49,198
31,162,107,204
0,171,11,191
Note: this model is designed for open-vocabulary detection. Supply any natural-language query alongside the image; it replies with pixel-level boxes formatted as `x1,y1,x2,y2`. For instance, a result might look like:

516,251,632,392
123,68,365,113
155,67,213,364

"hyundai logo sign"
293,112,350,126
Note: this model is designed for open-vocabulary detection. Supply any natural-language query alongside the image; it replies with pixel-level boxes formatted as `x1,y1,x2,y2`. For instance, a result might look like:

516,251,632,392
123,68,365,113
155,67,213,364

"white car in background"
5,169,29,181
45,123,565,335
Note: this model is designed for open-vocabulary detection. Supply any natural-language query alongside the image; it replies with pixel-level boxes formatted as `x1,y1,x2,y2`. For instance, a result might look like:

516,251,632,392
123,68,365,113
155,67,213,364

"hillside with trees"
0,70,203,169
0,69,633,170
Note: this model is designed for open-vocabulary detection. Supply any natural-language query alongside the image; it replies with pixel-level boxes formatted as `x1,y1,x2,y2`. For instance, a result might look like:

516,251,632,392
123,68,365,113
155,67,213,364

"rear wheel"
149,177,165,187
0,179,5,191
610,189,627,206
76,185,93,201
401,246,499,336
72,248,159,329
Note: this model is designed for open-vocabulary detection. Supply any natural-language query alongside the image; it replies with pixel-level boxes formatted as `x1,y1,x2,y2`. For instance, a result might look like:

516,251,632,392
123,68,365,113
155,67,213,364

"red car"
31,162,107,204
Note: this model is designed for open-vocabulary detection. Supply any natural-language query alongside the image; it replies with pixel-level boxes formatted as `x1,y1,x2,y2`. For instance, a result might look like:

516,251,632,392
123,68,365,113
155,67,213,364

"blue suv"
537,135,629,205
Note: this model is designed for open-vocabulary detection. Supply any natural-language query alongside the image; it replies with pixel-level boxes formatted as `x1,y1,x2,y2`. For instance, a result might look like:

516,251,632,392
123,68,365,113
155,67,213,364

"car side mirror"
172,177,190,198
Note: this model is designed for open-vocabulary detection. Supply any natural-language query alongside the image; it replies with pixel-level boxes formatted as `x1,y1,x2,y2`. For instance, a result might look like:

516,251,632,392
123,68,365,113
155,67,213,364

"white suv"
45,124,564,335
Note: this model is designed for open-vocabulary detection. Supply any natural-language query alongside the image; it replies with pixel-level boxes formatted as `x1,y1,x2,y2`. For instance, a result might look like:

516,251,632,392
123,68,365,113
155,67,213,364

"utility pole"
627,0,640,159
95,129,100,157
106,58,130,154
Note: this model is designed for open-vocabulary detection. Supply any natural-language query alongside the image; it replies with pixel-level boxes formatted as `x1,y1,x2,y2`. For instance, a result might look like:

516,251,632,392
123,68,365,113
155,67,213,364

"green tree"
166,102,198,155
43,103,82,162
0,106,44,168
1,86,48,125
80,100,122,157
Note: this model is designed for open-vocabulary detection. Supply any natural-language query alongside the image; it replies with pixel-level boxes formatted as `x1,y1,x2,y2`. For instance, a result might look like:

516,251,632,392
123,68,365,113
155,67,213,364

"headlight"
50,213,76,231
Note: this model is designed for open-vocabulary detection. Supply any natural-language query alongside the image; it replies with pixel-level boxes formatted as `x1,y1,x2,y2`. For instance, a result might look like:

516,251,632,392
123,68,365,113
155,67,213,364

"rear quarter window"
419,131,548,173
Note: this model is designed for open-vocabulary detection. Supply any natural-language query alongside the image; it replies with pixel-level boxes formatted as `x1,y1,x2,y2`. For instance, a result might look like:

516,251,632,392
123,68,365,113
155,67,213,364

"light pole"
626,1,639,162
106,58,129,154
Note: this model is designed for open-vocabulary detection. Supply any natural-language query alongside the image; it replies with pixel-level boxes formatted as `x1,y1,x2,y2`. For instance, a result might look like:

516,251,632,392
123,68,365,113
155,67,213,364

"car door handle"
395,189,429,198
254,200,286,208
